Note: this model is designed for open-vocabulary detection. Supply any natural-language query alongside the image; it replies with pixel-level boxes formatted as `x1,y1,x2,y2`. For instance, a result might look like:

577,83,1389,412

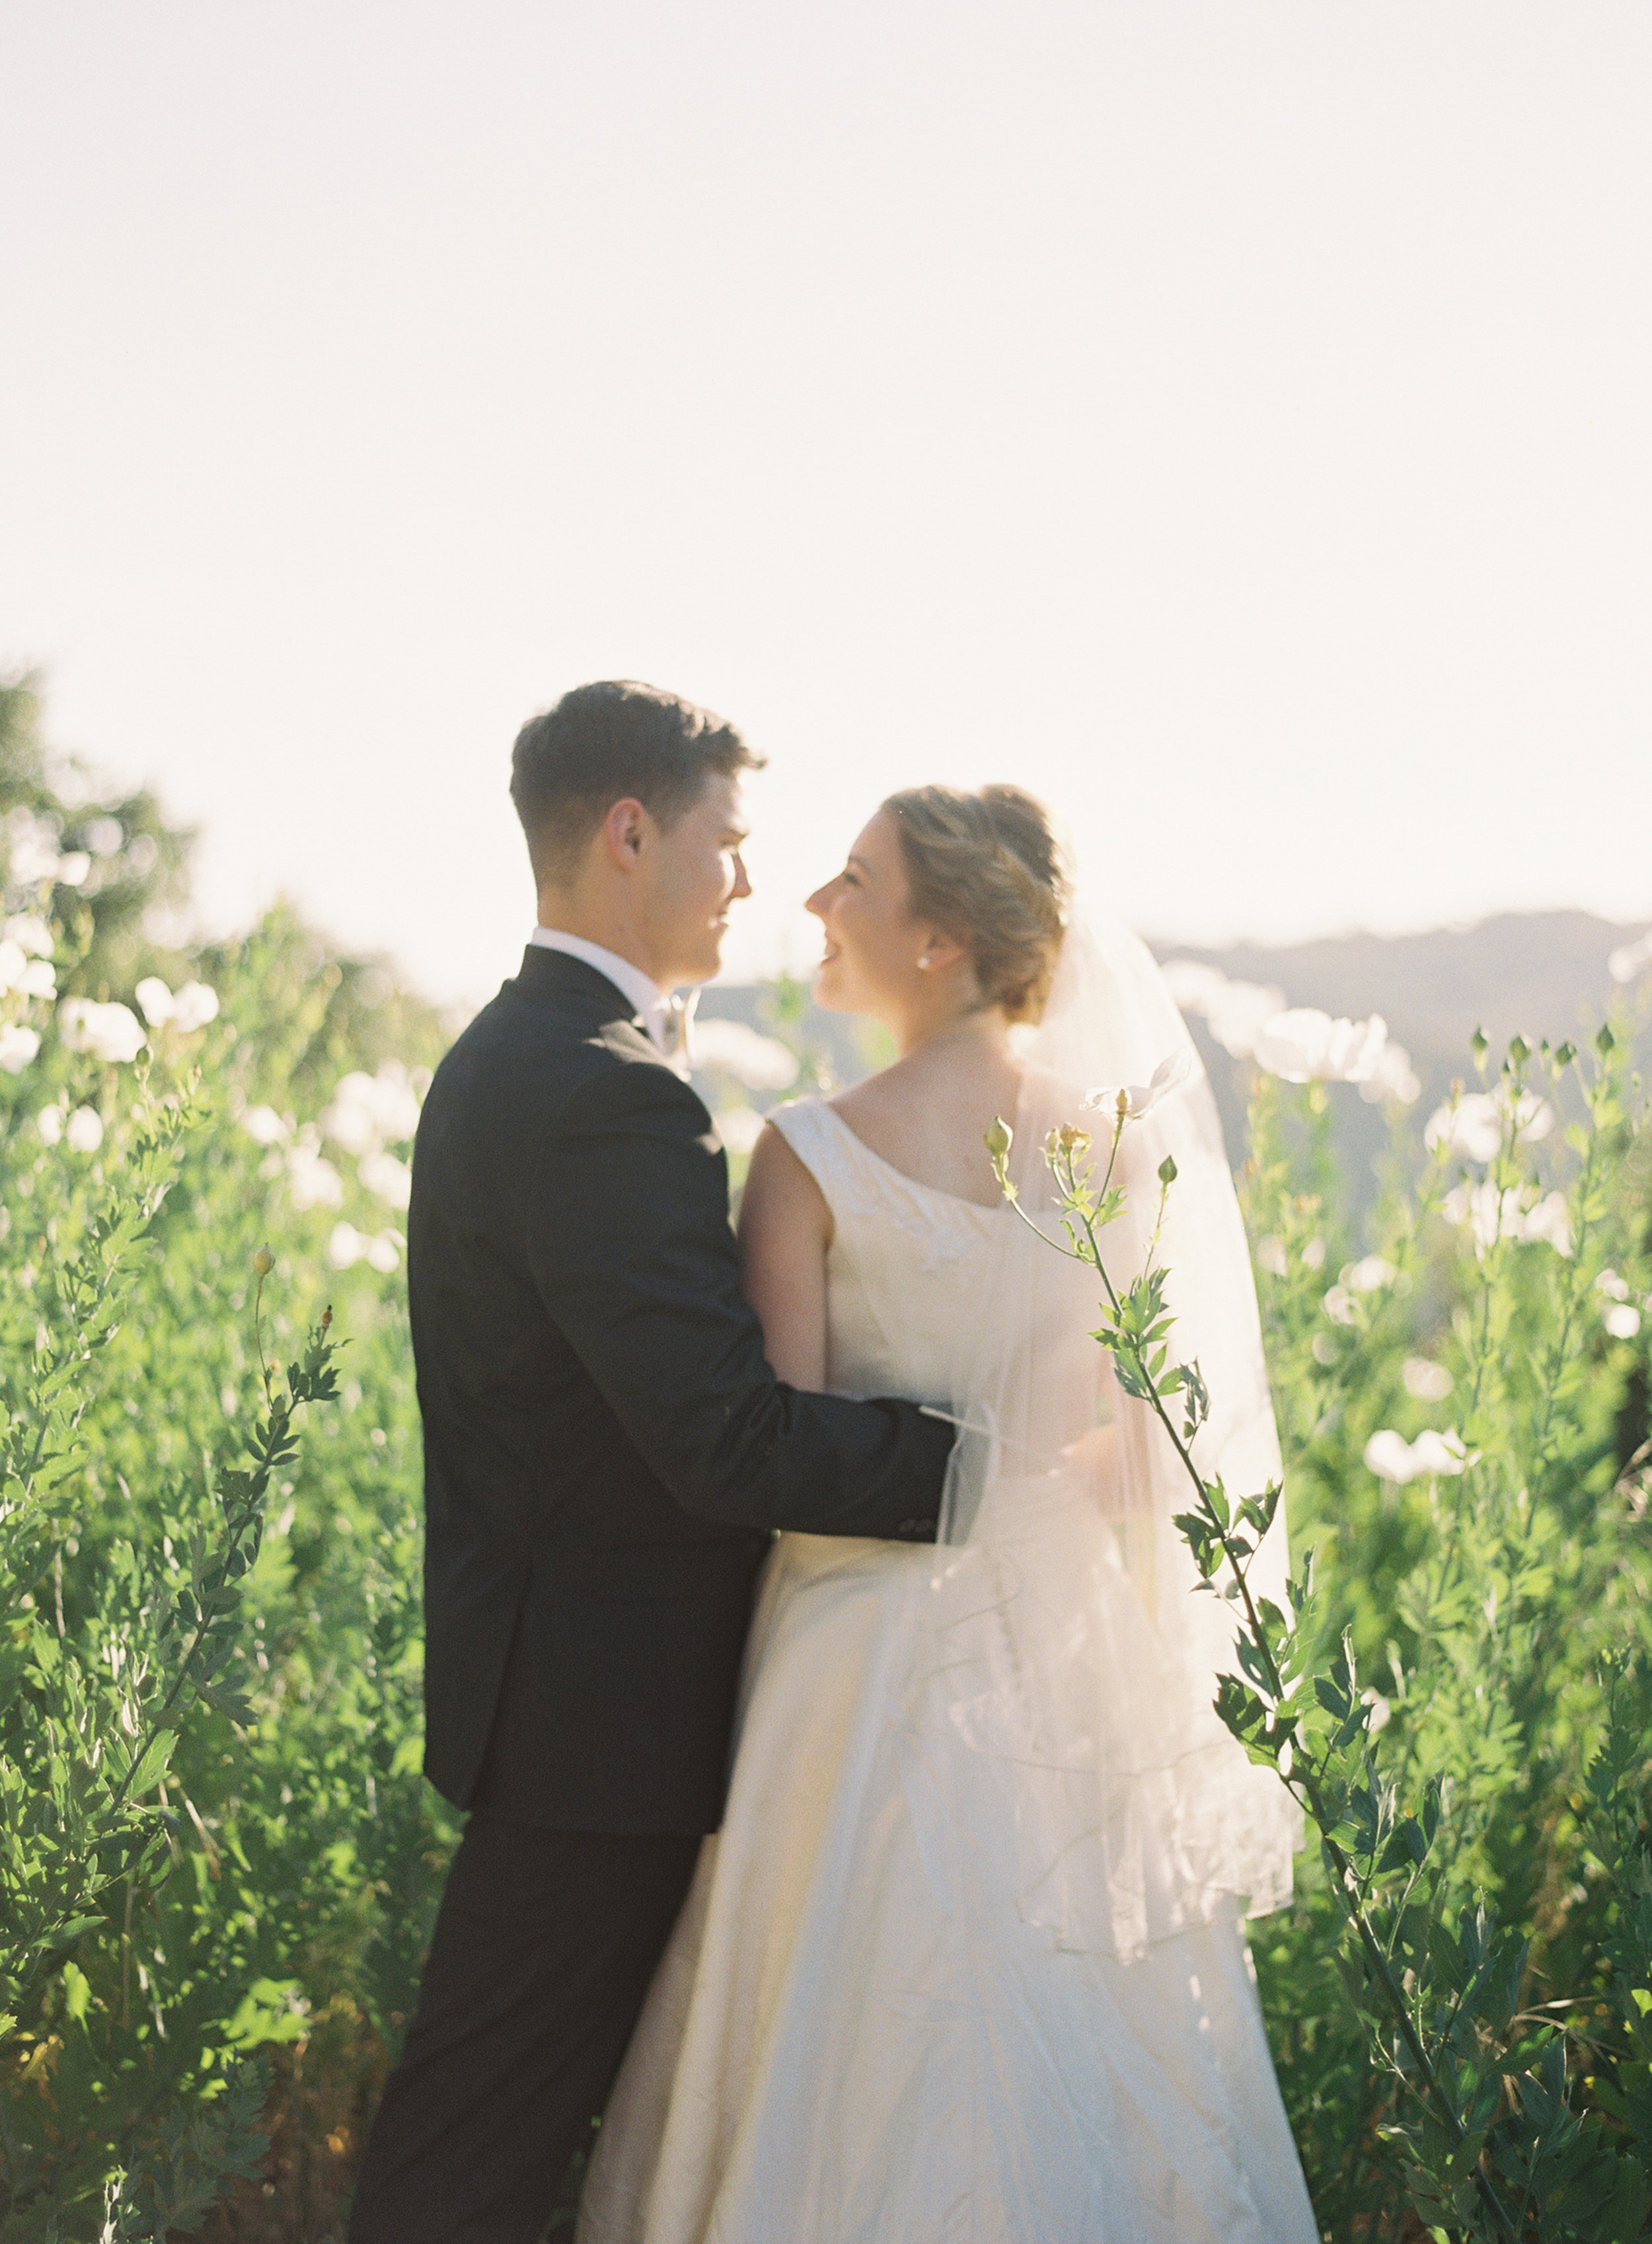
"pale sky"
4,2,1649,1004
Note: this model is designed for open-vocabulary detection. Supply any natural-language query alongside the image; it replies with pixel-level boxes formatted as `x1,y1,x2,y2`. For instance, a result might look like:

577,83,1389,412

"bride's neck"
890,1003,1010,1065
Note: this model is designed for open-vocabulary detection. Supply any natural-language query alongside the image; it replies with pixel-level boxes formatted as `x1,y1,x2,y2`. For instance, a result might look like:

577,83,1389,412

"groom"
349,681,954,2243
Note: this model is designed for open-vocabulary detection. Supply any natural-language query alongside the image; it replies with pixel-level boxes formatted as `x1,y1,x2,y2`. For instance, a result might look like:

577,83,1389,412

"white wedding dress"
576,1095,1319,2244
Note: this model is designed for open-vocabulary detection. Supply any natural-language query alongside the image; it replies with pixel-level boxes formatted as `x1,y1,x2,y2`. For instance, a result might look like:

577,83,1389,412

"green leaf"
122,1729,178,1799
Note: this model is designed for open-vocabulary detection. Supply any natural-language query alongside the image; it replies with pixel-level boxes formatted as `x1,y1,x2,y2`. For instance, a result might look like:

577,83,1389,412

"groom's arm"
525,1059,952,1542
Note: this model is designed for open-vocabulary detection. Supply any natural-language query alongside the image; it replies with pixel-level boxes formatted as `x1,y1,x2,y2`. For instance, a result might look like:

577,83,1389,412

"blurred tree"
0,671,194,995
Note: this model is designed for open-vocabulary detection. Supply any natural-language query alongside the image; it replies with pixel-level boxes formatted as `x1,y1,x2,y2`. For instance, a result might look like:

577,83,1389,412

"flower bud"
983,1117,1013,1166
252,1246,274,1277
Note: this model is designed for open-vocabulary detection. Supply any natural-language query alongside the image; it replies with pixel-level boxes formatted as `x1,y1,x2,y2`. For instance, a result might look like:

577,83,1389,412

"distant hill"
1148,909,1651,1193
1154,909,1640,1098
698,909,1651,1205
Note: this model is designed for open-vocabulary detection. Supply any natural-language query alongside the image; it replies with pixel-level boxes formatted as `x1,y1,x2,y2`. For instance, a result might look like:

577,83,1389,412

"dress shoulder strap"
765,1097,876,1222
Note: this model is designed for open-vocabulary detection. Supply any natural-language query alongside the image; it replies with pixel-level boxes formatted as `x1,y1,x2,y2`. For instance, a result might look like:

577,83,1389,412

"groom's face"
641,770,752,988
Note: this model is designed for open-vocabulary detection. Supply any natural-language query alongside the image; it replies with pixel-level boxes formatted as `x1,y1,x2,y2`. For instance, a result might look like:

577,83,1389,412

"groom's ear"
601,798,652,870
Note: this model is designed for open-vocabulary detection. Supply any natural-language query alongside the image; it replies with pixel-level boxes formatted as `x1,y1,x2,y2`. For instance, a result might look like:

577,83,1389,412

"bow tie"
661,989,698,1071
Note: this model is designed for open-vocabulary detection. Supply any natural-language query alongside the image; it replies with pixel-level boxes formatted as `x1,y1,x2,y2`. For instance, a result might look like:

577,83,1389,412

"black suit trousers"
348,1818,700,2244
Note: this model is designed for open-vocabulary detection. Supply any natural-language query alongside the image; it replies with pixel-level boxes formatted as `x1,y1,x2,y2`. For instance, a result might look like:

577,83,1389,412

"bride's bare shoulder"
739,1115,833,1244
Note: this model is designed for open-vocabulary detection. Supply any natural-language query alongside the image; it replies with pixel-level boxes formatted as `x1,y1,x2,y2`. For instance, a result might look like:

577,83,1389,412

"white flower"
323,1078,379,1156
328,1221,367,1269
0,936,52,994
2,915,54,959
36,1103,65,1142
1253,1010,1388,1086
1403,1356,1454,1402
330,1222,402,1273
1413,1428,1476,1476
322,1062,422,1154
1441,1182,1496,1253
1506,1091,1554,1144
1604,1303,1643,1341
1608,928,1652,985
1081,1048,1193,1121
1595,1269,1631,1302
1159,961,1287,1059
1359,1041,1423,1107
4,807,63,886
171,981,219,1032
135,976,174,1025
1323,1285,1358,1326
1443,1181,1571,1257
1301,1238,1327,1271
1520,1191,1573,1255
58,997,146,1063
1363,1430,1415,1483
0,1023,41,1074
713,1105,767,1157
1364,1427,1475,1485
287,1145,344,1211
359,1148,413,1210
56,852,91,888
135,976,220,1032
65,1106,104,1153
1364,1691,1392,1734
83,815,124,856
1345,1254,1396,1294
1256,1236,1289,1279
240,1104,291,1146
1206,981,1290,1061
691,1019,800,1092
1427,1088,1553,1164
1427,1094,1501,1163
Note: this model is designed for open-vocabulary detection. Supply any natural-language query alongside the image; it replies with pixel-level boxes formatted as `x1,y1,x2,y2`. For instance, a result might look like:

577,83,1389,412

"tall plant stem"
1000,1128,1521,2244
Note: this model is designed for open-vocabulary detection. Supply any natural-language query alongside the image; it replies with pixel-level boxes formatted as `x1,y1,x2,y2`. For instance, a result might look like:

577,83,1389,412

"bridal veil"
907,901,1302,1963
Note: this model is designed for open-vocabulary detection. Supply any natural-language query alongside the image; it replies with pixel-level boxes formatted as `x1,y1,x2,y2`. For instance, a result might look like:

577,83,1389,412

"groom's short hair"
511,681,764,886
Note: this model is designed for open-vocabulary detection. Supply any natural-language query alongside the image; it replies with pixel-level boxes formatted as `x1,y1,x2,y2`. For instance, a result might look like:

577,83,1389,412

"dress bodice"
765,1096,1006,1415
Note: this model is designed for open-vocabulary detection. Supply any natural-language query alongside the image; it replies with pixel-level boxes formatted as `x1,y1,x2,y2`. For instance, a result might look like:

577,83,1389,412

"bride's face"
806,810,938,1018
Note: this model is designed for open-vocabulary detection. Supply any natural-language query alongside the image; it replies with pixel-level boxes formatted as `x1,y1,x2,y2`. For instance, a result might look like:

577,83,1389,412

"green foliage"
993,1001,1652,2240
1,728,455,2239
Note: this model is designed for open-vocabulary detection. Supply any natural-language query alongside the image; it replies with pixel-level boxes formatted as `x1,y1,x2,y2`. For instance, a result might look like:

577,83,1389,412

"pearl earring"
917,955,932,970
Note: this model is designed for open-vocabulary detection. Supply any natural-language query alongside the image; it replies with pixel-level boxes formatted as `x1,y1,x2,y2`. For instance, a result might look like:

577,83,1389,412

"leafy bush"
996,1006,1652,2240
2,691,455,2241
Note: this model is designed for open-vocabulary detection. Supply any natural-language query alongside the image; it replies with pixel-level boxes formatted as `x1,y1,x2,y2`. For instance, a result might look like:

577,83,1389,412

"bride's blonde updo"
882,783,1069,1022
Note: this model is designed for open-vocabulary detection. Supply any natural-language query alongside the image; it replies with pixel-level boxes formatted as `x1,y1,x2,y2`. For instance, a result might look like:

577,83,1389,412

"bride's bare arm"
737,1124,832,1391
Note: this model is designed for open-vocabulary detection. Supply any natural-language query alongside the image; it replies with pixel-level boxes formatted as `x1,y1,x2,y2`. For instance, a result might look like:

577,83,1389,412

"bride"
576,785,1319,2243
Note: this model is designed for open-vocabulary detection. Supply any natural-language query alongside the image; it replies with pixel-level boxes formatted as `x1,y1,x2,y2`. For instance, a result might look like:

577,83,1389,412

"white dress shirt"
529,927,671,1052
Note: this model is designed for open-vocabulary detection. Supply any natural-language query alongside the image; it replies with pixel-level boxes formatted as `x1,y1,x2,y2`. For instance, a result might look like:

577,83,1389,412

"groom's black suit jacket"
406,944,953,1836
